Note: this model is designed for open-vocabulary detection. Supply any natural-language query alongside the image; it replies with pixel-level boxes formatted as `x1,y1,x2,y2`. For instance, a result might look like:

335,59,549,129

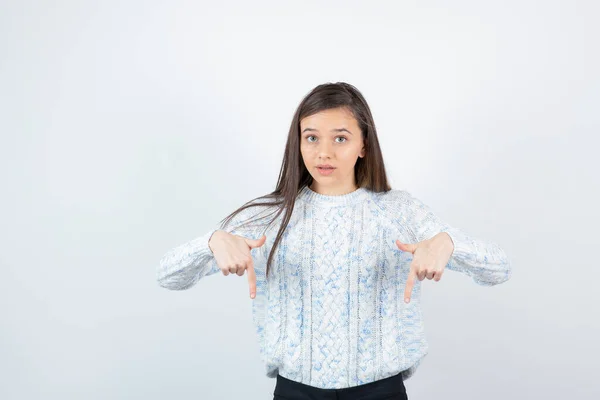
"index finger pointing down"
247,257,256,299
404,268,416,303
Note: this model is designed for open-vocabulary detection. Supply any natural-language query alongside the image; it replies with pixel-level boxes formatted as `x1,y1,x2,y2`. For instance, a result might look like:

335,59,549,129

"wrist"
434,232,454,254
208,230,225,254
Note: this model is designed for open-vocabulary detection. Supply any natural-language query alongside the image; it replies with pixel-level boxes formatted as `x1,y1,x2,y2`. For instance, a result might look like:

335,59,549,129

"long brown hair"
217,82,392,278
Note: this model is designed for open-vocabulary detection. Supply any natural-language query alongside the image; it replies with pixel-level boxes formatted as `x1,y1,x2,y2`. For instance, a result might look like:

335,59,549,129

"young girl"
157,82,511,400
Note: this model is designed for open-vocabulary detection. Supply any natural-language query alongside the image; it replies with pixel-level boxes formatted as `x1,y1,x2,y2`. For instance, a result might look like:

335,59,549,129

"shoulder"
369,188,430,225
370,188,413,210
220,193,283,230
243,194,282,210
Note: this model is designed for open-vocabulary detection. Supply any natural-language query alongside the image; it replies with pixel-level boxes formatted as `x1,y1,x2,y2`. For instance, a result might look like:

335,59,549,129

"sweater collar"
297,185,369,207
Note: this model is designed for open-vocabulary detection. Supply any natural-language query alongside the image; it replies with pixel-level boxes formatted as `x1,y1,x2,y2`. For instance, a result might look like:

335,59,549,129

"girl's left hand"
396,232,454,304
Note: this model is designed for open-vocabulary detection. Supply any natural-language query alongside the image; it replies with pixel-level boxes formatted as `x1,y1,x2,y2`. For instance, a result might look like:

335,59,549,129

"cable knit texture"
157,186,511,389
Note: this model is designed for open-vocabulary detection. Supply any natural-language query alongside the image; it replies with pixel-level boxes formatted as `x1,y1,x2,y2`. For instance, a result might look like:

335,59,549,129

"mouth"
317,166,336,175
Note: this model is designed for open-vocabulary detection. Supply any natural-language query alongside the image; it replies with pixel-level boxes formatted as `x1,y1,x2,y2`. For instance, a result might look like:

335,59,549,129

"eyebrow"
301,127,353,135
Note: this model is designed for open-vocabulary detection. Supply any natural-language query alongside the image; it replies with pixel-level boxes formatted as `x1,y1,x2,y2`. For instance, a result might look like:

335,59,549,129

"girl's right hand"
208,230,267,299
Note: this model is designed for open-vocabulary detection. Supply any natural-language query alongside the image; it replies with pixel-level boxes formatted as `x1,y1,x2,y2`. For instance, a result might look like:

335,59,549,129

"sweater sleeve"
157,200,274,291
381,189,512,286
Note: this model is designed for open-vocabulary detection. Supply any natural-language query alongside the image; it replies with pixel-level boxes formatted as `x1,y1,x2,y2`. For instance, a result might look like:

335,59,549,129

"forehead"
300,107,358,128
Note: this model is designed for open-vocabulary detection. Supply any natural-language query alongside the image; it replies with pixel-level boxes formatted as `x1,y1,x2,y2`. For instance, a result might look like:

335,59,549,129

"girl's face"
300,107,366,195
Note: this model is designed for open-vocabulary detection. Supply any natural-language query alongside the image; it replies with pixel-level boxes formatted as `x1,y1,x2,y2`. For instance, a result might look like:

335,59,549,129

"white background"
1,1,598,399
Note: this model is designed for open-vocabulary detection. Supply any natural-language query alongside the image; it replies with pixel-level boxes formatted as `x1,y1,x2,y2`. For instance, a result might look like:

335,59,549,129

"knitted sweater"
157,186,511,389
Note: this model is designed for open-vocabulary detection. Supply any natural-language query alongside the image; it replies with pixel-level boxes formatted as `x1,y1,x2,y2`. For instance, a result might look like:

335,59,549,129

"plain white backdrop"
1,0,598,399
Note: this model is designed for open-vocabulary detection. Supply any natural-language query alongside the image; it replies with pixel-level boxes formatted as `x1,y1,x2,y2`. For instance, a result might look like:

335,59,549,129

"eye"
305,135,348,143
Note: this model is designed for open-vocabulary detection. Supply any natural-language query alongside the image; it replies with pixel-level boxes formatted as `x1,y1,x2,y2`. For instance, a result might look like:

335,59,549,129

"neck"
308,182,359,196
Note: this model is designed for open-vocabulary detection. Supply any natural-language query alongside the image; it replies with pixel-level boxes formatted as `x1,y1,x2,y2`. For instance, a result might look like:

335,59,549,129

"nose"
316,141,333,159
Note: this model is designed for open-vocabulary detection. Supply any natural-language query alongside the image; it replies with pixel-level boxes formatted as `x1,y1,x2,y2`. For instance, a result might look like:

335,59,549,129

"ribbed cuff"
206,228,219,255
441,227,472,260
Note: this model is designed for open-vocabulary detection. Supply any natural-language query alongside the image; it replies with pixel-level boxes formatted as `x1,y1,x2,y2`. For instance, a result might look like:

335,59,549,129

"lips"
317,166,336,175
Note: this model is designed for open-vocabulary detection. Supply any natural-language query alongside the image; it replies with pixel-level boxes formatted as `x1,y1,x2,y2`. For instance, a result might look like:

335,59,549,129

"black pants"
273,372,408,400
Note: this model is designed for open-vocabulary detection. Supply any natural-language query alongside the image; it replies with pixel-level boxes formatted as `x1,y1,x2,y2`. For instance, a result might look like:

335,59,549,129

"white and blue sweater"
157,186,511,389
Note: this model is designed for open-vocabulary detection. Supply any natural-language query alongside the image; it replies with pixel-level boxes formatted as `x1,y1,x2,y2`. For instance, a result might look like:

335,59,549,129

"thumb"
245,235,267,248
396,239,417,253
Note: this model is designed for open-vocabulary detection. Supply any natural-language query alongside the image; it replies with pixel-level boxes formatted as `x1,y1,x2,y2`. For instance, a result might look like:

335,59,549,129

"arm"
157,201,272,291
157,228,222,290
385,190,512,286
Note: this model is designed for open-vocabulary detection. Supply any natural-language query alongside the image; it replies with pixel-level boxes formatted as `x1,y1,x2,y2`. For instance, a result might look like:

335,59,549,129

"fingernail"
251,293,255,299
404,298,410,303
